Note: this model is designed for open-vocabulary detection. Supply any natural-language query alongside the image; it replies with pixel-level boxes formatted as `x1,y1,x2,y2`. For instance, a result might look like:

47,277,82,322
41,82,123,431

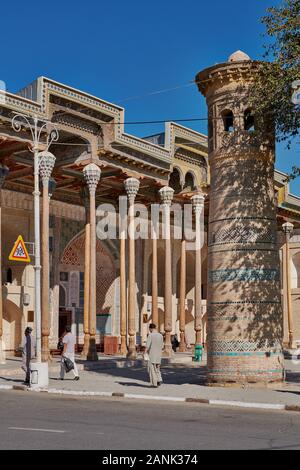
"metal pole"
33,138,42,362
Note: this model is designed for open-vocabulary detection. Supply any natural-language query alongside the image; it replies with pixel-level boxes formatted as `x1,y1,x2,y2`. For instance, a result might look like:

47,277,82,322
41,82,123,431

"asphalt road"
1,390,300,450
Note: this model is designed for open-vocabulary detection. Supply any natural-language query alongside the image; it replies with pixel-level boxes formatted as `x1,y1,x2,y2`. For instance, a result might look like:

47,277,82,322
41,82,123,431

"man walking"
60,326,79,380
145,323,164,388
21,327,36,385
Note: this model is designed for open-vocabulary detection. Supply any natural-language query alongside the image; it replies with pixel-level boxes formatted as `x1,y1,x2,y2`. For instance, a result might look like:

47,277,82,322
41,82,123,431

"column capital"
159,186,174,206
83,163,101,194
39,151,56,184
282,221,294,240
191,193,205,213
124,177,140,203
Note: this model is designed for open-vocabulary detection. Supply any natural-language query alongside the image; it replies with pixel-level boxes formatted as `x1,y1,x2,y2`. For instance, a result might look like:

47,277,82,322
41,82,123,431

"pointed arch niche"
59,231,117,334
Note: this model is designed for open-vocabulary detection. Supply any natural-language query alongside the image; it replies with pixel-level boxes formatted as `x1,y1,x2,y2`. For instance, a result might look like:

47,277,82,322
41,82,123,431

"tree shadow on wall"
206,117,292,381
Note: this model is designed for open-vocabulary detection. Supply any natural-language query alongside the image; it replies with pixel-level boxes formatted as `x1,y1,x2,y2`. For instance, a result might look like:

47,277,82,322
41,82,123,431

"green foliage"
251,0,300,148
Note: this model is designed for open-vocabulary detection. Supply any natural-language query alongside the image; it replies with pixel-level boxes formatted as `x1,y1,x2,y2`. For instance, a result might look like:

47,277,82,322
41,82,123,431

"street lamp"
282,222,294,349
12,114,58,370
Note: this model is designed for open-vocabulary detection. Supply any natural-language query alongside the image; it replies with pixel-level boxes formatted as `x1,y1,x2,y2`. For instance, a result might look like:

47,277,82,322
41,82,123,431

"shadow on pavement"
76,360,207,386
0,377,24,383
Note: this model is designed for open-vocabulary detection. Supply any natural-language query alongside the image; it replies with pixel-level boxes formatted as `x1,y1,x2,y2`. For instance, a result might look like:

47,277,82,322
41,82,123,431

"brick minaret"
196,51,284,385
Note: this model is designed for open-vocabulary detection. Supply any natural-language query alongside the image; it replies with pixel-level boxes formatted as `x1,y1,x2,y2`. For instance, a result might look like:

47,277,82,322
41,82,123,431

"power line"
116,78,209,104
117,82,195,103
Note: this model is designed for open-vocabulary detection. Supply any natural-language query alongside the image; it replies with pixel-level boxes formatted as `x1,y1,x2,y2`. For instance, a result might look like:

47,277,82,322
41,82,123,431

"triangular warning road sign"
9,235,31,262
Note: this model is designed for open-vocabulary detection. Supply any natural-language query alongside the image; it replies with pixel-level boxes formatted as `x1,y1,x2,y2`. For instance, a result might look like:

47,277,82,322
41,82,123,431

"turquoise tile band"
209,268,280,282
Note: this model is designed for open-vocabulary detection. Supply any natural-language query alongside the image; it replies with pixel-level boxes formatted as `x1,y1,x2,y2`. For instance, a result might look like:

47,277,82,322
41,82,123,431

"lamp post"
12,114,58,367
282,222,294,349
0,165,9,364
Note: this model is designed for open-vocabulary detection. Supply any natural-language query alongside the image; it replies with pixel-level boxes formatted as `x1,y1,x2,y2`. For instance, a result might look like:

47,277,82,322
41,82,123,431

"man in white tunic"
145,323,164,388
60,325,79,380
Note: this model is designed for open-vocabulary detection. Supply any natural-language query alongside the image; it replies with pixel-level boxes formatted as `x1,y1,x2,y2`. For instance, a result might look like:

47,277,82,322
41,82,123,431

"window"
244,109,255,131
59,285,66,307
169,168,182,193
222,110,234,132
184,172,195,191
60,272,69,282
6,268,12,284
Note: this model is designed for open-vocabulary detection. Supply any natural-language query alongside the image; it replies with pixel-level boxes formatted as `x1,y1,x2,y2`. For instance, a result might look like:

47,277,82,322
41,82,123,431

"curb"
0,384,298,412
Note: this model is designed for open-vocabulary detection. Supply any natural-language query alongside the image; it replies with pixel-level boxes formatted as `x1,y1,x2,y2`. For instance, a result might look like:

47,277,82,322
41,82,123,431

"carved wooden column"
192,194,205,347
51,216,61,350
179,235,186,352
124,177,140,359
83,163,101,361
81,187,91,358
282,222,294,349
120,208,127,355
159,186,174,357
0,165,9,364
151,232,158,328
39,152,56,362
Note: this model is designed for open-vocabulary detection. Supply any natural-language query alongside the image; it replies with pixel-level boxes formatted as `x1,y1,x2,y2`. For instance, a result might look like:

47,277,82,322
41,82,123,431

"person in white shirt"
60,326,79,380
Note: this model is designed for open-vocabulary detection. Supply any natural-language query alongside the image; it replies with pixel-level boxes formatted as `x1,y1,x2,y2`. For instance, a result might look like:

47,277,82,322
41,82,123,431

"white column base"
30,361,49,389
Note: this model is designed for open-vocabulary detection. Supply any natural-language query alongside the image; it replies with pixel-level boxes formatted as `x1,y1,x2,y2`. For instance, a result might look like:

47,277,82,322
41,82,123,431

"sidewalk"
1,354,300,411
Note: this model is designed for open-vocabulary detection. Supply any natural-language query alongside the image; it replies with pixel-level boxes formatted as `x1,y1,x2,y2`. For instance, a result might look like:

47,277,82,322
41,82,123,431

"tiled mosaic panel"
60,233,116,314
208,268,280,282
208,224,276,246
206,302,281,321
59,219,85,257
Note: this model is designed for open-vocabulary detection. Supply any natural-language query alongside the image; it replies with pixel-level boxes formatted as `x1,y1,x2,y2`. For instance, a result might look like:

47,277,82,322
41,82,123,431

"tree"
251,0,300,163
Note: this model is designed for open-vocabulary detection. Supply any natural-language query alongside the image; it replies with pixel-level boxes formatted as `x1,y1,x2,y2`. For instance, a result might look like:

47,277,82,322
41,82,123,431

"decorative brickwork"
196,53,284,385
209,268,280,282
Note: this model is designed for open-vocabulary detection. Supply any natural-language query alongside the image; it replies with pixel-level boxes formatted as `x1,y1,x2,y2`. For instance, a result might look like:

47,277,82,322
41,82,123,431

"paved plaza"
2,354,300,409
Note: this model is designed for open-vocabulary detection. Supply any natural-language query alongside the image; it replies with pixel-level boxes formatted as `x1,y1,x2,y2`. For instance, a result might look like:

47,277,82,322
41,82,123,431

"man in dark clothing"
21,327,36,385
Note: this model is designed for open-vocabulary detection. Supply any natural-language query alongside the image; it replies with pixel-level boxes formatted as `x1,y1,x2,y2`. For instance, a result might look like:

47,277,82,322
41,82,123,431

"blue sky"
1,0,299,193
